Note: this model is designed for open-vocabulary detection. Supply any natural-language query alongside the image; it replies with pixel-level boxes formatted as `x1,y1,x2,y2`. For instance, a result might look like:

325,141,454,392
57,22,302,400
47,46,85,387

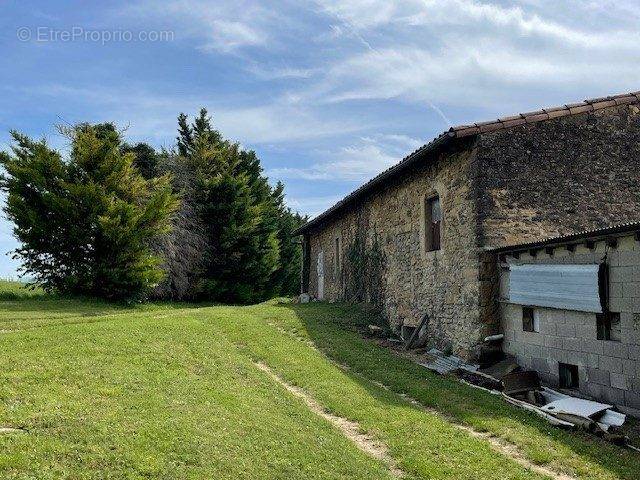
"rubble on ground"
422,349,635,449
363,326,639,450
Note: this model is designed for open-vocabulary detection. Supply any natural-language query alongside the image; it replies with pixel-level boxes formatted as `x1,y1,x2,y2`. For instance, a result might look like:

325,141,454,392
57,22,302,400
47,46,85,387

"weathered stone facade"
299,97,640,361
475,103,640,248
305,146,492,357
500,231,640,413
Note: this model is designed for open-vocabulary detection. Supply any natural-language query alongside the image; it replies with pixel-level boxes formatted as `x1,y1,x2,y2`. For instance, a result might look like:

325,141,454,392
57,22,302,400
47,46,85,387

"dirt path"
365,376,575,480
0,427,27,434
253,362,405,478
259,325,575,479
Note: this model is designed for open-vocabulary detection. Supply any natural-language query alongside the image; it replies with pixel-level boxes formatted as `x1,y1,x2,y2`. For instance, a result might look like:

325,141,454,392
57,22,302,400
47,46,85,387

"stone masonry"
298,94,640,363
475,103,640,248
306,144,492,358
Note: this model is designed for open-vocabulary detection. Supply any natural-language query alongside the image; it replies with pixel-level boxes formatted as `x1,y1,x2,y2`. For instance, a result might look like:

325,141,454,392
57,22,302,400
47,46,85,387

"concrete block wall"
500,233,640,414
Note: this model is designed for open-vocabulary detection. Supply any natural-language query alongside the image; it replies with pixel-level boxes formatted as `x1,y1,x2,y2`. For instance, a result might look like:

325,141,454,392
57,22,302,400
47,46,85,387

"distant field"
0,279,44,300
0,281,637,479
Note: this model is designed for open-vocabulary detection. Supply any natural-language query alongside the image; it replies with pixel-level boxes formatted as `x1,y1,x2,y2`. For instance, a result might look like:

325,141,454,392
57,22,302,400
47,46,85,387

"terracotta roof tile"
450,124,474,132
524,112,549,123
591,99,617,110
500,118,527,128
473,119,499,127
455,126,480,137
498,114,525,122
568,104,593,115
542,105,566,113
477,122,505,133
294,90,640,235
547,109,571,119
614,95,637,105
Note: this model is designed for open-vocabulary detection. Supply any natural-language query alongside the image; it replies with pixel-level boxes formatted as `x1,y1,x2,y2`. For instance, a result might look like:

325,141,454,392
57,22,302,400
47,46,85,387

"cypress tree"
175,110,281,303
270,181,307,296
0,124,178,301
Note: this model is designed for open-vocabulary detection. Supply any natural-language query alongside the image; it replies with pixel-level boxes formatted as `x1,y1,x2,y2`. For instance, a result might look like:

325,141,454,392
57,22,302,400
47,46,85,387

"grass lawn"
0,283,637,479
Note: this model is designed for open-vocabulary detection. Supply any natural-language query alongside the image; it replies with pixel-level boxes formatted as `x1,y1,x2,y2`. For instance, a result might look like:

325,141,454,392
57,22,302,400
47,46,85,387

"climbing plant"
344,226,385,307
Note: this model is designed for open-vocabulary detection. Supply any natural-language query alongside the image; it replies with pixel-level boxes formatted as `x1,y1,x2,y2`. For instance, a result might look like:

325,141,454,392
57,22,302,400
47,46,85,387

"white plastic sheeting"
508,264,603,313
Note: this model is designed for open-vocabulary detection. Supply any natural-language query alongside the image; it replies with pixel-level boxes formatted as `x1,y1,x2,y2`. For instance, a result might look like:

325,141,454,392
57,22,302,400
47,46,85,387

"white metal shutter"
508,264,603,313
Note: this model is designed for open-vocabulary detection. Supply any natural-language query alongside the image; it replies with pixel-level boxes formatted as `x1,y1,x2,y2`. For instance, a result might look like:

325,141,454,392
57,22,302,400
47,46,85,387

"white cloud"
403,0,637,48
121,0,281,53
119,0,640,116
268,137,405,182
285,194,344,217
303,0,640,114
212,105,366,144
245,64,318,80
13,84,368,146
361,133,423,151
316,0,640,50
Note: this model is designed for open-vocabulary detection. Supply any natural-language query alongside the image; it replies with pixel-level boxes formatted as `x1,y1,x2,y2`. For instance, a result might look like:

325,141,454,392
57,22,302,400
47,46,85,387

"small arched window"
334,236,342,275
425,195,441,251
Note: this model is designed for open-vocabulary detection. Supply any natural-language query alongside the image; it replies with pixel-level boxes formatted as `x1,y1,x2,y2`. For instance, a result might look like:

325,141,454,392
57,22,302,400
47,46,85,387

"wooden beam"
405,313,430,350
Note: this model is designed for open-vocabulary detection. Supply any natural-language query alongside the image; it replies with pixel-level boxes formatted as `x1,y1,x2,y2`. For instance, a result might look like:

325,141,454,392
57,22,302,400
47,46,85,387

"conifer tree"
0,124,178,301
270,181,307,296
122,142,159,179
176,109,280,303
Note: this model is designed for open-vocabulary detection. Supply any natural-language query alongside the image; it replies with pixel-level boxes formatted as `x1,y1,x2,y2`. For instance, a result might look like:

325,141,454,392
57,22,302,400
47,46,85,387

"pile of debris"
365,319,638,449
501,370,627,443
417,347,635,449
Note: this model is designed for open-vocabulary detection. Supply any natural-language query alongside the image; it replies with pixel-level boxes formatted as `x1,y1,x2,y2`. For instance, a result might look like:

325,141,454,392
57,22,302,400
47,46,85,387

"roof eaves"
293,90,640,236
492,221,640,254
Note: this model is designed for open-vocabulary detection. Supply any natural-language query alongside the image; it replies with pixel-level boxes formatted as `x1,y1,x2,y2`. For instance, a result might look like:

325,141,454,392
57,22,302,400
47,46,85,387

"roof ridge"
449,90,640,138
294,90,640,235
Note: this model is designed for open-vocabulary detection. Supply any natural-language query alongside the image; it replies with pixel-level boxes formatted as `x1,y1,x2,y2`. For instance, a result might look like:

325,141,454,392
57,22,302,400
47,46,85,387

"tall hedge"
174,109,282,303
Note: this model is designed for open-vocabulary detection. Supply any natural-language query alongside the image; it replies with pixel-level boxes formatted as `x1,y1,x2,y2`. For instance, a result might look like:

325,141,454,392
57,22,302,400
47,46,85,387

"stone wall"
500,233,640,413
475,103,640,248
303,102,640,362
306,145,495,358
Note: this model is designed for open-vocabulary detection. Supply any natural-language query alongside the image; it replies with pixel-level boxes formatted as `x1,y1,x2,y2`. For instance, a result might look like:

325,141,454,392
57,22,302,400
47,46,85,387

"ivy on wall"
343,226,386,307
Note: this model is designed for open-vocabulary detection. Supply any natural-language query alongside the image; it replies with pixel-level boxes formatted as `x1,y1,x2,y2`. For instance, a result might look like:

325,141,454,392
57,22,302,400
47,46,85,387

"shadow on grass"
284,301,639,480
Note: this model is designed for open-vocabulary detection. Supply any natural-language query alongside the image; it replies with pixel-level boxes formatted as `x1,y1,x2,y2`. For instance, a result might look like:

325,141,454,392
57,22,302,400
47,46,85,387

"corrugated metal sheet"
508,264,602,313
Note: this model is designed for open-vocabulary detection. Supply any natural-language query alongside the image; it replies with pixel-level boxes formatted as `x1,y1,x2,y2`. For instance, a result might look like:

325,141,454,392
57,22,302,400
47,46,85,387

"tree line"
0,110,305,303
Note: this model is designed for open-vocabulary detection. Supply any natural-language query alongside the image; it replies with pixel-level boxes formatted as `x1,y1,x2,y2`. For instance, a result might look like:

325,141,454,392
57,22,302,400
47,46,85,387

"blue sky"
1,0,640,278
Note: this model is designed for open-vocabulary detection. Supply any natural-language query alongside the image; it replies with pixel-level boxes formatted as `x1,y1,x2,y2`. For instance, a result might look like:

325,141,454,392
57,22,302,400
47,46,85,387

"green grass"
0,284,637,479
0,279,44,300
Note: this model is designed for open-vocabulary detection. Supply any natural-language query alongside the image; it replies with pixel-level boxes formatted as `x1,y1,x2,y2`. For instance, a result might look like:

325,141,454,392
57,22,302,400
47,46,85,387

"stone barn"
294,91,640,360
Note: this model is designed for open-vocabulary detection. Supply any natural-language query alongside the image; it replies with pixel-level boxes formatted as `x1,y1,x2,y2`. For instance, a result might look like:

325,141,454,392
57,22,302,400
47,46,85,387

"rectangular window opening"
559,363,579,389
334,237,341,275
522,307,539,332
596,312,621,342
425,196,441,252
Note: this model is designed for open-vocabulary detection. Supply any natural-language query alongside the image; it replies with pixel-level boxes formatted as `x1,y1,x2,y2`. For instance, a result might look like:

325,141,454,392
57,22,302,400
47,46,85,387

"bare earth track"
254,362,406,478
